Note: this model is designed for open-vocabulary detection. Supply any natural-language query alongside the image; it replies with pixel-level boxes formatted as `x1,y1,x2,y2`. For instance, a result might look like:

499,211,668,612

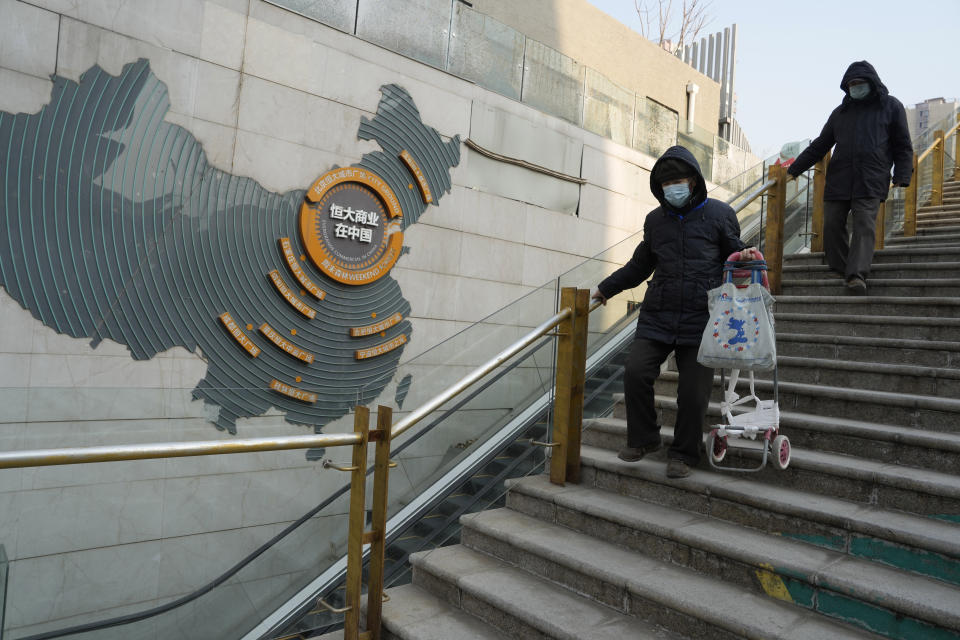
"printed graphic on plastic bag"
698,282,776,371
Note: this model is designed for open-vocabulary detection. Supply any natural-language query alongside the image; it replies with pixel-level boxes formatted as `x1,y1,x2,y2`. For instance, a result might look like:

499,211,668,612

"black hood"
650,145,708,214
840,60,889,104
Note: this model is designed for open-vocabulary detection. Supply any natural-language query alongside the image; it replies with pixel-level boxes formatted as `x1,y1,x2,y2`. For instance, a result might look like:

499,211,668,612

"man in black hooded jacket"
592,146,753,478
786,61,912,293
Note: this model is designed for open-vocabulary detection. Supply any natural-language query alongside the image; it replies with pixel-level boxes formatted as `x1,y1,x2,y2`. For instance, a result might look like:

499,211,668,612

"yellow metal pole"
875,201,885,251
764,164,787,295
932,129,945,206
563,289,590,484
955,114,960,181
811,152,829,253
904,153,918,237
365,406,393,639
550,287,576,485
343,407,370,640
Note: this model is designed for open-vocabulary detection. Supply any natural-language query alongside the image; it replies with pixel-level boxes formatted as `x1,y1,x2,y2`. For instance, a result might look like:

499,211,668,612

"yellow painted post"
764,164,787,295
343,407,370,640
955,114,960,180
875,201,885,250
365,406,393,639
811,152,829,253
932,129,945,206
550,287,576,485
563,289,590,484
904,153,918,237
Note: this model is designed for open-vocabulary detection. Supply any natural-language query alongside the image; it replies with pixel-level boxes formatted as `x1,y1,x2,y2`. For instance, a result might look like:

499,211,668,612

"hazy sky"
586,0,959,158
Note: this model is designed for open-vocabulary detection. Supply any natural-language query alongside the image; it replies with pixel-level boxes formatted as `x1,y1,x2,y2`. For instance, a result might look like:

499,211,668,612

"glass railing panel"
583,68,635,147
677,117,716,183
447,3,525,101
0,391,356,639
632,96,678,159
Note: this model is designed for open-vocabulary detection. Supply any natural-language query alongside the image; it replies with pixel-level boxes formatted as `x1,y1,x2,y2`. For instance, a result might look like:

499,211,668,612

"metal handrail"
917,120,960,164
732,178,777,215
0,433,361,469
0,309,575,470
391,307,572,440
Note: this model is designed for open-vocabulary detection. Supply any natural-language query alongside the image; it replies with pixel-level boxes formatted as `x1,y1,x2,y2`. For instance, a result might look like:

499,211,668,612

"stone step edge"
504,475,960,632
378,583,504,640
784,247,960,260
459,508,884,640
656,370,960,414
573,440,960,559
781,277,960,287
783,261,960,272
777,330,960,352
648,397,960,498
409,545,683,640
588,403,960,455
775,315,960,330
586,415,960,498
774,354,960,380
774,294,960,306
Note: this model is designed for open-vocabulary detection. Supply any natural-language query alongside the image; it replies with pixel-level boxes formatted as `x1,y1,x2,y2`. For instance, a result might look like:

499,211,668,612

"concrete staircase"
373,179,960,639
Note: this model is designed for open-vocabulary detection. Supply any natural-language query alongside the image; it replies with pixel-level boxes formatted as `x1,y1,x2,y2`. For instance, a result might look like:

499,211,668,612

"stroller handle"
723,250,770,289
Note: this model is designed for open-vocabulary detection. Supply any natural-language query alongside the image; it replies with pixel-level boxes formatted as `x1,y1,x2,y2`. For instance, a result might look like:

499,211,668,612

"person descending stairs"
371,177,960,639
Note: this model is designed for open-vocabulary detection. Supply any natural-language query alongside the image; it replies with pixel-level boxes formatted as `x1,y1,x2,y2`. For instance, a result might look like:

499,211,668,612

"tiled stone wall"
0,0,688,634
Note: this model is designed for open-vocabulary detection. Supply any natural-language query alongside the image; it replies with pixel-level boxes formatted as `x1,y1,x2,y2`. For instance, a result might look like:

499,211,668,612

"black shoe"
617,441,662,462
845,276,867,294
666,459,691,478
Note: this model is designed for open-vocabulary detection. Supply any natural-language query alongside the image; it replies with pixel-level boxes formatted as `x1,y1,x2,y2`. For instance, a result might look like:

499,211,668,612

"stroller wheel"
772,434,791,470
709,430,728,463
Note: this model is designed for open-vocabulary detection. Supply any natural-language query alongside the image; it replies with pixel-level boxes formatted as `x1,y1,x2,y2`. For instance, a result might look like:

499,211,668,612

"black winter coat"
787,61,912,200
597,146,745,345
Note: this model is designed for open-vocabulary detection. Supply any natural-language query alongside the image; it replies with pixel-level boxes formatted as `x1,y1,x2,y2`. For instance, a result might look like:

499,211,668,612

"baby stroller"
701,251,790,472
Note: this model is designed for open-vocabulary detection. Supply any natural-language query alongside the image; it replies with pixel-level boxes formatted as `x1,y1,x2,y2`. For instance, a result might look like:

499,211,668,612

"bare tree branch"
635,0,714,55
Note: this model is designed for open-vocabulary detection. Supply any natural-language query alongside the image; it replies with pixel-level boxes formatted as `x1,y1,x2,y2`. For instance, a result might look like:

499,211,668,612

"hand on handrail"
590,289,607,307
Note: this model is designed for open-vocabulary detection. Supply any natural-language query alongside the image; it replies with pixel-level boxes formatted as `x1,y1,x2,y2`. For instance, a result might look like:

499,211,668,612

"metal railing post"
365,406,393,639
875,201,886,250
811,153,829,252
343,407,370,640
563,289,590,484
905,153,919,236
764,164,787,295
550,287,577,485
933,129,945,206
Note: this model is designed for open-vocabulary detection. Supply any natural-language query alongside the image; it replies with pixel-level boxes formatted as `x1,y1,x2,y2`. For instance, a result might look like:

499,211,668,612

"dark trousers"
823,198,882,280
622,337,714,465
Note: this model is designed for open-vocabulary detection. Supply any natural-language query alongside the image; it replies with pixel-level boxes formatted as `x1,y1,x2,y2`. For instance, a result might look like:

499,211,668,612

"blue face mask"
663,182,691,207
848,83,870,100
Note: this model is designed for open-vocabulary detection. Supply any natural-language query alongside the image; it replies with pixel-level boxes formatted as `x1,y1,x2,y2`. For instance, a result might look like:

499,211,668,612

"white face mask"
849,83,870,100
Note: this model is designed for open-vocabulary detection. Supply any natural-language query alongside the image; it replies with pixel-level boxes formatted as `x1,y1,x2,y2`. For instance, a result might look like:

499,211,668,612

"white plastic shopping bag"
697,281,776,371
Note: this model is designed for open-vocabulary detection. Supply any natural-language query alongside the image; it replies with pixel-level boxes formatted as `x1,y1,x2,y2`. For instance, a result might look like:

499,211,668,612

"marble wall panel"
0,0,59,78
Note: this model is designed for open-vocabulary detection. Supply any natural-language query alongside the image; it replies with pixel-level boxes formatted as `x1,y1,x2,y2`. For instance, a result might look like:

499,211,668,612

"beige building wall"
474,0,723,133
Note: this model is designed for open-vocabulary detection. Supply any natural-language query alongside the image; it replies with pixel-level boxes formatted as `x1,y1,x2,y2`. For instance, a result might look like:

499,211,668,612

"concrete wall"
0,0,711,636
474,0,723,134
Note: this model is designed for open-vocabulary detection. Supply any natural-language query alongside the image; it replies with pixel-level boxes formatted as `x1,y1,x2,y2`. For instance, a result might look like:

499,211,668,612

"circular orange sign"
299,168,403,285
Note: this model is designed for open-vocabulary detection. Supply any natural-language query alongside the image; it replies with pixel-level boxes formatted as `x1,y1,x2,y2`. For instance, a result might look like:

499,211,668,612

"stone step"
772,354,960,394
408,545,690,640
885,233,960,248
773,295,960,319
637,398,960,514
505,475,960,638
916,210,960,222
586,408,960,482
378,583,504,640
780,277,960,297
782,261,960,280
655,371,960,432
784,247,960,265
906,224,960,235
571,442,960,586
774,313,960,342
919,204,960,214
460,506,886,640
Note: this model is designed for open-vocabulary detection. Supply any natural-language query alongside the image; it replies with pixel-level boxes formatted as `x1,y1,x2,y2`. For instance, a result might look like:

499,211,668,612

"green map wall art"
0,59,461,435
